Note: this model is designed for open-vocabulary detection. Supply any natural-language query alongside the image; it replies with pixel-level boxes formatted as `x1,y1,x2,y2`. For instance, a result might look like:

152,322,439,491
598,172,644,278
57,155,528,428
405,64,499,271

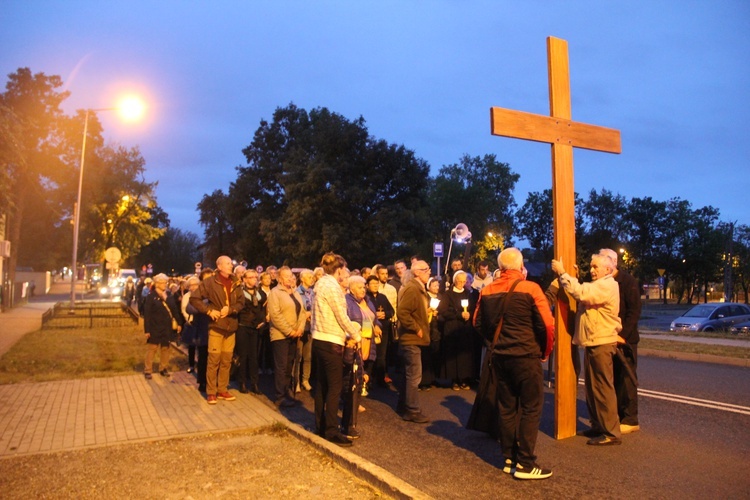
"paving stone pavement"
0,371,282,457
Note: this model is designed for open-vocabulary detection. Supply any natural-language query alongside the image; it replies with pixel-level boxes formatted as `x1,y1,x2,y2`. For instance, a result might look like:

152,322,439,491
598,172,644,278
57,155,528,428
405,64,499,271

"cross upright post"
489,36,621,439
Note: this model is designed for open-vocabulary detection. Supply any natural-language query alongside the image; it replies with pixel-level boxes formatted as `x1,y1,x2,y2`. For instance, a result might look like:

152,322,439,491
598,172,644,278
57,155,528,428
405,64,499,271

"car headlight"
99,287,108,295
688,323,701,331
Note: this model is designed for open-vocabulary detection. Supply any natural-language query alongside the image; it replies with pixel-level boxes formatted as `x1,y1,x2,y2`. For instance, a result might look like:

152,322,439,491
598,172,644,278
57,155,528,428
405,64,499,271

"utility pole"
724,221,735,302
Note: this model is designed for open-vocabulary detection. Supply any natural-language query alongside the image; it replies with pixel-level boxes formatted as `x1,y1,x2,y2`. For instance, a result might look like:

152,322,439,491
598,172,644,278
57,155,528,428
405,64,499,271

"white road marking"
577,379,750,416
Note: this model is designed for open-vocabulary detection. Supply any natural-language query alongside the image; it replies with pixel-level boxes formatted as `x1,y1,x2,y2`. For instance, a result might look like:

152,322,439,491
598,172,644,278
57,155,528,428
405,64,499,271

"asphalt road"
270,355,750,499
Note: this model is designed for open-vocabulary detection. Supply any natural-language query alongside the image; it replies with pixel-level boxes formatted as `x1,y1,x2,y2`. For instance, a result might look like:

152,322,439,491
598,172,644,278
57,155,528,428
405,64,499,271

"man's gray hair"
299,268,314,279
498,247,523,271
599,248,619,268
591,253,615,274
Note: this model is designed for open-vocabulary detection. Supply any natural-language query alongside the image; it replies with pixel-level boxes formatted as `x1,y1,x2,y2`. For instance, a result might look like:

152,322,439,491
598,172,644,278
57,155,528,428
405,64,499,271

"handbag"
466,280,521,437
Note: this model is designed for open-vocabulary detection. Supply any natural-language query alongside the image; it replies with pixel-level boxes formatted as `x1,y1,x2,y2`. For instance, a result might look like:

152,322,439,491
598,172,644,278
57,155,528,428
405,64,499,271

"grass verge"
0,326,187,384
640,338,750,359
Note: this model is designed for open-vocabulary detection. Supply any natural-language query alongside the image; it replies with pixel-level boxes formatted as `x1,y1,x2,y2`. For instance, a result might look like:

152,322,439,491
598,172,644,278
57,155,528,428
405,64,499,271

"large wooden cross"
490,37,621,439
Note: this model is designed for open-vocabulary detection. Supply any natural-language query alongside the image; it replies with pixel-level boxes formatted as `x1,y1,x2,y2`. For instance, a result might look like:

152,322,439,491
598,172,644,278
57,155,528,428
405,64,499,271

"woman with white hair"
438,270,476,390
342,275,382,439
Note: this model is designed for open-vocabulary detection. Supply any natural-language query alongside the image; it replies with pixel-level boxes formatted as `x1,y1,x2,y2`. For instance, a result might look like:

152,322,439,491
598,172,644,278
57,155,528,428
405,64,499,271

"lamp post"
69,98,145,309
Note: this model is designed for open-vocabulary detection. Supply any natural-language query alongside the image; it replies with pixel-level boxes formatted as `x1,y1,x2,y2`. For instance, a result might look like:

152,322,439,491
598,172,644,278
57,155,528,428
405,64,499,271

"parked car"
669,303,750,332
729,320,750,336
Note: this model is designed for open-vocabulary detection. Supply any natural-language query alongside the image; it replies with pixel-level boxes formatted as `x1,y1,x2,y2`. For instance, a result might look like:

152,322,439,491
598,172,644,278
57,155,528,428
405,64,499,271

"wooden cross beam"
490,36,621,439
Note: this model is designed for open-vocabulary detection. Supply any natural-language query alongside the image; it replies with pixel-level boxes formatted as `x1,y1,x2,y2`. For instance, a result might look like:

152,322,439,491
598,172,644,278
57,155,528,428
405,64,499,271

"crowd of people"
135,246,641,481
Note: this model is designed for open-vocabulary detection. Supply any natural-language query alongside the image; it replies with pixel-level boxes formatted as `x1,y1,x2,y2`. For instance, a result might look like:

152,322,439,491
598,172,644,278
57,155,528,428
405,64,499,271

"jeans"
397,344,422,413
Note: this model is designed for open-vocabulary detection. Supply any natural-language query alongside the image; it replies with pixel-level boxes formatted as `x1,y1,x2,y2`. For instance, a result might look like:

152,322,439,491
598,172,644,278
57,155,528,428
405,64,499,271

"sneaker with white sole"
620,423,640,434
502,458,515,474
513,463,552,480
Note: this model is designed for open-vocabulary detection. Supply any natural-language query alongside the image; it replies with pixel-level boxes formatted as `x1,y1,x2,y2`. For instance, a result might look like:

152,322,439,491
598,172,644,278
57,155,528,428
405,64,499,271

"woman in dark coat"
143,273,183,379
438,270,476,390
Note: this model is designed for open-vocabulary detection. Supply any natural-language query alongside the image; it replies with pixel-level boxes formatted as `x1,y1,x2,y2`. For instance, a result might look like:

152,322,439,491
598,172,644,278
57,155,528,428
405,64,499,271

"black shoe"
327,433,353,447
502,458,515,474
514,463,552,480
144,373,152,380
159,369,170,377
402,411,430,424
396,402,406,416
186,367,194,374
250,384,261,394
239,384,249,394
276,397,296,408
587,435,622,446
343,427,361,439
198,384,206,393
577,428,602,438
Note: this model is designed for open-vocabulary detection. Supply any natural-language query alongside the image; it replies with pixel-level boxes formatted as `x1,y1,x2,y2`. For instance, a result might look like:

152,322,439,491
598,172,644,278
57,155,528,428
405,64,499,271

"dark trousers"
494,355,543,468
196,345,208,386
374,322,391,383
272,337,297,403
235,325,261,387
341,360,361,432
614,343,639,425
313,339,344,439
188,345,196,368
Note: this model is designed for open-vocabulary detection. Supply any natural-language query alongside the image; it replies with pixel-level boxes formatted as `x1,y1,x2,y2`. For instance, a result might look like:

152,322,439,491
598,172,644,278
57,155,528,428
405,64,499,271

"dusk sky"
2,1,748,243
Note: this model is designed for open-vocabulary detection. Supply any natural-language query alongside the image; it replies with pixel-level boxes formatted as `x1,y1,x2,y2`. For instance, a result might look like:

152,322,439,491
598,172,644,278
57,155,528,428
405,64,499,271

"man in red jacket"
474,248,554,480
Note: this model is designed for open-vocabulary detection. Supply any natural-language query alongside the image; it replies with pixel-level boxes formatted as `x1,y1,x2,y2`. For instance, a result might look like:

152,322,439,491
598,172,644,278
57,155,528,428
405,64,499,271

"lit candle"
430,297,440,310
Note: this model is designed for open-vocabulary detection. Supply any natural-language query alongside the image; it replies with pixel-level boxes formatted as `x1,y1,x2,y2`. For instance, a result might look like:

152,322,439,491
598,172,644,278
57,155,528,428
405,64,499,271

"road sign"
195,262,202,270
433,242,444,258
657,268,666,277
104,247,121,263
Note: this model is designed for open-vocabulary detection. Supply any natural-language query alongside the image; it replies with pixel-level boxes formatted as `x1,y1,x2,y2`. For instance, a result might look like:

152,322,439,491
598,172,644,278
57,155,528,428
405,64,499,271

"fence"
42,302,139,329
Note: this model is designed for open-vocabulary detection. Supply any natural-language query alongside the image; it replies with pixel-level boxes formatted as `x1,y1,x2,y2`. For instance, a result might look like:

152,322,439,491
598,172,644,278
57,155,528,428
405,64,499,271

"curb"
170,342,431,499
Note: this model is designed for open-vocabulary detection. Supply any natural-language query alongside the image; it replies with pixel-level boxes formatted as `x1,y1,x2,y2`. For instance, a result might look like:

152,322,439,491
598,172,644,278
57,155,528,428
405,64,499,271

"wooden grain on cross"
490,36,621,439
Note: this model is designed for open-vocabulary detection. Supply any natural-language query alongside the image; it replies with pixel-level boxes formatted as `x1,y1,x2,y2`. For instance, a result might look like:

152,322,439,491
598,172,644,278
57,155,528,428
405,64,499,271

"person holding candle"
437,270,476,390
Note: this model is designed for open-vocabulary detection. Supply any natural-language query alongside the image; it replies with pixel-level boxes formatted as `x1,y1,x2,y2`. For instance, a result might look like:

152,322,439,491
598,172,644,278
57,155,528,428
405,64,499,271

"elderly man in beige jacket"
552,253,623,446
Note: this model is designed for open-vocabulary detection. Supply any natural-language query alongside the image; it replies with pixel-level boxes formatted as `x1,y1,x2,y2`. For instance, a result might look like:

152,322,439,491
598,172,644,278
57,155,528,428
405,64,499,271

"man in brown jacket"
190,255,245,404
396,260,432,424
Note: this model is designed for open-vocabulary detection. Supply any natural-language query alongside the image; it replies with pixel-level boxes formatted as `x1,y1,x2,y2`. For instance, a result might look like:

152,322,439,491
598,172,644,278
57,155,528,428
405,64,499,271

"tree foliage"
212,104,431,268
1,68,165,278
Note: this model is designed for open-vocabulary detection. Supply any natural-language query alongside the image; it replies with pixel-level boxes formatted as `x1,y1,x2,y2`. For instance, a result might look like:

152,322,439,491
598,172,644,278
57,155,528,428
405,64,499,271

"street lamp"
69,99,145,309
443,223,472,278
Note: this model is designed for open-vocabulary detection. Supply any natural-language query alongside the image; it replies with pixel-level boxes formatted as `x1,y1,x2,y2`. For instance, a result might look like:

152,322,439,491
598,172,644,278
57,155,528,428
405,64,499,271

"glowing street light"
69,98,145,309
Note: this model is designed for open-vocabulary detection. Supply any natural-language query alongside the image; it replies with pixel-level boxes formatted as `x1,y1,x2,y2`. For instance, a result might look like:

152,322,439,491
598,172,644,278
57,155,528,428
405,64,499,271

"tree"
733,224,750,303
428,154,519,270
579,188,628,257
197,189,235,263
212,104,431,268
135,227,202,276
0,68,70,279
623,196,667,282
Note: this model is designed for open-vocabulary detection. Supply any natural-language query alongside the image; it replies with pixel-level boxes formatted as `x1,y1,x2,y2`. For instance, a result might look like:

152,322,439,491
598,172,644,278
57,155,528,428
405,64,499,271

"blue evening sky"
2,1,748,241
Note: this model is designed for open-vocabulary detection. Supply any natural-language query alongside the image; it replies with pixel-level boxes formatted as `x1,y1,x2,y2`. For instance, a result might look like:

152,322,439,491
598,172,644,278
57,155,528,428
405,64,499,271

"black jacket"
143,291,183,346
614,269,641,344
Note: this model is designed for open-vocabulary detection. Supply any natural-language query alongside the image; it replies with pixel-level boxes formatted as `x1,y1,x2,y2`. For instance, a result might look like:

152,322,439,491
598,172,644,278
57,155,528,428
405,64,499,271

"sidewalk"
0,289,428,499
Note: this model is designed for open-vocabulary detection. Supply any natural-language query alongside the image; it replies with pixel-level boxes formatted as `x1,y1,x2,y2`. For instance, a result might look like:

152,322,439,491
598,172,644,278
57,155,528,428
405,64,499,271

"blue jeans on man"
397,344,422,414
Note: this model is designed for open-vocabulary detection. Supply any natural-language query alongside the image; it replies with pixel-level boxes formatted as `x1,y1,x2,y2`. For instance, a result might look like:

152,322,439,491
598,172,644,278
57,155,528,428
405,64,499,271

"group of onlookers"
138,246,640,480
